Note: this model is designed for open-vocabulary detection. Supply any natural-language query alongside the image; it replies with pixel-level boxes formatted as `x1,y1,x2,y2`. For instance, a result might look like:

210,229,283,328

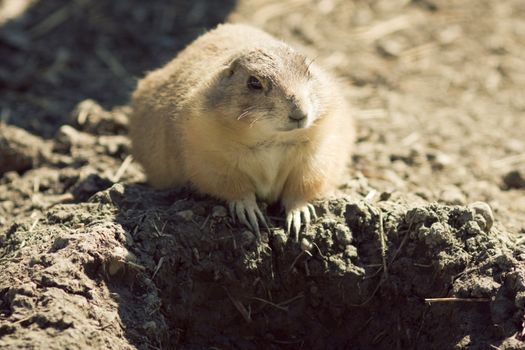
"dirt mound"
2,178,525,348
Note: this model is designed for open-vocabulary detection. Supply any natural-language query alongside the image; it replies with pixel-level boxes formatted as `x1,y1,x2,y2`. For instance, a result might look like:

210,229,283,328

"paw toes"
293,211,301,240
286,212,293,234
302,207,311,227
228,198,268,236
285,203,318,240
255,207,270,231
246,208,260,236
307,204,317,220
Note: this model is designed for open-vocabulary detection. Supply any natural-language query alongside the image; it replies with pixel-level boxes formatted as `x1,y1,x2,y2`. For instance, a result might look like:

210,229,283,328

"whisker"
237,105,258,120
249,112,275,128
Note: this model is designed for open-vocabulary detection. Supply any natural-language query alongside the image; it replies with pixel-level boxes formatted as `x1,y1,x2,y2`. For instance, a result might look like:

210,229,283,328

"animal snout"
289,108,307,121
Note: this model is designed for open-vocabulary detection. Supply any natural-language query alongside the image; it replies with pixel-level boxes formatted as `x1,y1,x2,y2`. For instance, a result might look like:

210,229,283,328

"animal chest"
243,146,291,202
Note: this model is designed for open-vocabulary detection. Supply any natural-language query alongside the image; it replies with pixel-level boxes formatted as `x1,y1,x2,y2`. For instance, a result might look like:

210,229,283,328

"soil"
1,0,525,349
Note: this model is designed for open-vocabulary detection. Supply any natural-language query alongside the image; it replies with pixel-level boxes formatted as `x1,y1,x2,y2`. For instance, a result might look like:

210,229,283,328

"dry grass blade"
492,153,525,168
424,297,491,303
96,47,130,82
249,296,288,312
28,4,71,38
28,0,91,38
224,288,252,323
111,155,133,183
151,256,165,280
351,14,421,42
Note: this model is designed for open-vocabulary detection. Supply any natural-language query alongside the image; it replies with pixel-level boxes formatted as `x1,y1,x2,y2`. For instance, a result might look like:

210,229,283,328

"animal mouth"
277,120,308,132
291,117,310,129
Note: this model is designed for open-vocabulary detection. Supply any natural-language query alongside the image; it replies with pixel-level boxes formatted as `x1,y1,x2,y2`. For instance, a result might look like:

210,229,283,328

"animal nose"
289,108,307,121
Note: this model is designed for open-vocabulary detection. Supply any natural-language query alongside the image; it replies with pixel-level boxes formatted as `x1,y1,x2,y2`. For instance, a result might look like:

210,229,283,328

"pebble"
176,210,194,221
468,201,494,233
239,230,256,247
212,205,228,218
142,321,157,333
301,238,313,252
56,125,94,148
503,169,525,189
334,223,353,246
72,99,129,135
0,123,48,174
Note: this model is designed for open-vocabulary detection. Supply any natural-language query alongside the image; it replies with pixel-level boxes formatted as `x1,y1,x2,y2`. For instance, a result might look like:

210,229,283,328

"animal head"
204,46,326,135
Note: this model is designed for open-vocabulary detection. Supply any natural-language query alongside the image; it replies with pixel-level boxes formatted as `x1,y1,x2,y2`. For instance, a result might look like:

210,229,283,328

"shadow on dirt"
0,0,236,138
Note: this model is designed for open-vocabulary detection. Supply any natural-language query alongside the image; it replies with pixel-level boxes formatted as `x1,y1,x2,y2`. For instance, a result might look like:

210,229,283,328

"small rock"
0,123,49,175
334,223,353,246
50,236,69,252
301,238,313,252
56,125,95,148
75,173,113,202
2,171,19,183
427,151,453,170
212,205,228,218
72,99,129,135
515,290,525,308
107,246,137,276
107,259,125,276
505,139,524,153
468,201,494,233
142,321,157,333
239,230,256,247
377,37,405,58
344,245,358,259
176,210,194,221
270,229,287,253
437,25,462,44
503,169,525,189
108,183,126,205
97,135,130,156
47,209,74,223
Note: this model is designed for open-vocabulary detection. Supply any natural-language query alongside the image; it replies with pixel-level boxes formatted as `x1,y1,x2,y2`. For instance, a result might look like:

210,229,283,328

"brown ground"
1,0,525,349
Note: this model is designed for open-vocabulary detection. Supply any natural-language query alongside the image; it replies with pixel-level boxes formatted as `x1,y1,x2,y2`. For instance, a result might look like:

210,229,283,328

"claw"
228,196,269,238
303,206,311,229
285,203,318,240
286,211,293,236
246,206,260,236
235,204,251,230
308,204,317,220
255,206,270,232
293,210,301,240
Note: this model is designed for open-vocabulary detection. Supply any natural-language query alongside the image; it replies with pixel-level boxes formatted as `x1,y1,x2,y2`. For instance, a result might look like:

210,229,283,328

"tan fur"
129,23,354,214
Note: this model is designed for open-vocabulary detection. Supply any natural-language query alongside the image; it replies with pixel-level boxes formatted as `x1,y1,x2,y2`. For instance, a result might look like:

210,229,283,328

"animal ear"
223,50,250,77
218,59,236,79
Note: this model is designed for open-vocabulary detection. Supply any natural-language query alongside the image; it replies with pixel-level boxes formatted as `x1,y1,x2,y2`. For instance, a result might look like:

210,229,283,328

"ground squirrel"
129,23,354,239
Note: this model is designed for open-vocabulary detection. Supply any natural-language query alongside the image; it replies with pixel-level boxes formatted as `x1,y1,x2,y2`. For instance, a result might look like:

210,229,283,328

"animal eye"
247,76,263,90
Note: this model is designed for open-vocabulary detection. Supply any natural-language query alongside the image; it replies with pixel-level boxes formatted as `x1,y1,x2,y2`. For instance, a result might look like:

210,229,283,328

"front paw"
228,195,269,238
285,203,317,240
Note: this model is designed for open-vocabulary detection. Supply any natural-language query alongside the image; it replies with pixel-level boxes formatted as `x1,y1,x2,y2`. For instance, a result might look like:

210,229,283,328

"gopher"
129,23,354,239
